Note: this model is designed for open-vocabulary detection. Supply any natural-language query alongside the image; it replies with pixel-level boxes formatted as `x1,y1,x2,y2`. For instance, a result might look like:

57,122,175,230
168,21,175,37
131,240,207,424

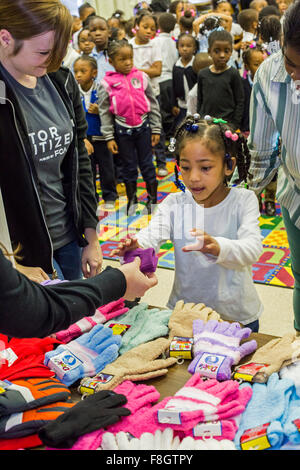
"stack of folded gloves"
168,300,223,341
104,303,172,355
38,390,131,449
44,324,122,387
53,299,129,344
0,335,61,381
234,373,295,450
0,376,131,450
48,380,161,450
122,374,253,443
100,428,237,451
237,333,300,384
188,319,258,380
234,371,300,450
0,377,75,449
79,337,177,393
45,379,241,450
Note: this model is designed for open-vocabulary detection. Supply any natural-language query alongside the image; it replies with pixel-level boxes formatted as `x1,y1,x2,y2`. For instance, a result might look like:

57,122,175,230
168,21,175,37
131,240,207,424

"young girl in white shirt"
110,114,263,332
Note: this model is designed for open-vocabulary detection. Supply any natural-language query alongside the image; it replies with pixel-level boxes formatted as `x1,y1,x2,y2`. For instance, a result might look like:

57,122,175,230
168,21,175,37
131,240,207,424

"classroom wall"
88,0,136,19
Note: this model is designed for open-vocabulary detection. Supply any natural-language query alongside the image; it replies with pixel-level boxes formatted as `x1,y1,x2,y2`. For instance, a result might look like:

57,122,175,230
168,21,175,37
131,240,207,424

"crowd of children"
64,0,289,217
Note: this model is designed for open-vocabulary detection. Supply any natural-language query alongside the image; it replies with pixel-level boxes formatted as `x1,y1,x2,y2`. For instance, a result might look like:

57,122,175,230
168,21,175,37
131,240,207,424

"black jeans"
88,139,118,202
115,120,157,183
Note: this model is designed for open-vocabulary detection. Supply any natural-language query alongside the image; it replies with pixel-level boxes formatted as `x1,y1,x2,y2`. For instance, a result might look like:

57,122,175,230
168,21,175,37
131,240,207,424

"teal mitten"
105,303,172,355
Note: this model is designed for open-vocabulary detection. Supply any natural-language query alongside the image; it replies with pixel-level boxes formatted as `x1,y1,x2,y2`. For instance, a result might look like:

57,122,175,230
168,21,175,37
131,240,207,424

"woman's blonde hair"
0,0,73,72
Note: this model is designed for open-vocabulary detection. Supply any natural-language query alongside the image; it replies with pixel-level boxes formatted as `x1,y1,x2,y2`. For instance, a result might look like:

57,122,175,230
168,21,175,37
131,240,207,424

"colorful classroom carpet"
96,159,294,289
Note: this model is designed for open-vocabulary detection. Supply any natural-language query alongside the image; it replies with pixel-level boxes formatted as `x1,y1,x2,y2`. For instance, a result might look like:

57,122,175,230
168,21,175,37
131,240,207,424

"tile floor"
102,258,295,338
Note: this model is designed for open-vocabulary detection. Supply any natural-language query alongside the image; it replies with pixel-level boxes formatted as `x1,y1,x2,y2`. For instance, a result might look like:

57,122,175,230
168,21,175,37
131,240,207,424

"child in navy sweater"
73,55,118,209
172,33,198,129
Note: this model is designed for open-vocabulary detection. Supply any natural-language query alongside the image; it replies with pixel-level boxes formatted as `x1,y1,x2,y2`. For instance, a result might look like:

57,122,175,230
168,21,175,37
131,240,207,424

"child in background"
240,44,265,135
172,33,198,128
187,52,213,115
178,9,195,35
237,8,259,44
259,14,282,54
249,0,268,13
157,12,179,139
98,40,161,215
197,29,244,130
196,15,224,52
89,16,115,84
276,0,293,18
73,55,118,210
110,114,263,331
77,27,95,55
258,5,281,21
129,11,167,176
108,10,127,39
169,1,186,39
254,14,282,216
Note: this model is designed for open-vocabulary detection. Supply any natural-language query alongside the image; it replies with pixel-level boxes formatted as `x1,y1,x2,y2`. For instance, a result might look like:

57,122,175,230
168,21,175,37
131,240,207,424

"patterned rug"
97,159,294,289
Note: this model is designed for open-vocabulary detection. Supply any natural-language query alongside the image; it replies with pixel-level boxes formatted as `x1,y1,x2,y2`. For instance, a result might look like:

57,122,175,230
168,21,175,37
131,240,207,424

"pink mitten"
176,418,238,442
124,376,252,438
156,376,253,430
67,381,160,450
55,299,128,343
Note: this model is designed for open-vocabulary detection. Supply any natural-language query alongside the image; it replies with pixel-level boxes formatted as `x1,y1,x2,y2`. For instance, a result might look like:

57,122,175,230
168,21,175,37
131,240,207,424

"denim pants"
52,240,83,280
244,319,259,333
115,120,156,183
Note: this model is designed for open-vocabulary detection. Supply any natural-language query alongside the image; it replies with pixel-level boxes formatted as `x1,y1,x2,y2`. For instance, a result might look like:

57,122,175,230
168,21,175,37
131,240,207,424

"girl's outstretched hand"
109,235,140,258
182,229,220,257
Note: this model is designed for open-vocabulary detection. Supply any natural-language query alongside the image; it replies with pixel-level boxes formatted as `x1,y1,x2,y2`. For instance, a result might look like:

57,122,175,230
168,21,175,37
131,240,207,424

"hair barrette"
185,122,199,132
225,153,233,170
249,41,257,49
174,163,186,192
168,137,176,153
225,130,238,141
213,118,227,124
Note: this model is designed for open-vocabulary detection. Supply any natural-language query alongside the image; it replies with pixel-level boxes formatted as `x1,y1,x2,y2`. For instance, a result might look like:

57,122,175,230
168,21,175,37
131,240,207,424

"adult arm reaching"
0,251,157,338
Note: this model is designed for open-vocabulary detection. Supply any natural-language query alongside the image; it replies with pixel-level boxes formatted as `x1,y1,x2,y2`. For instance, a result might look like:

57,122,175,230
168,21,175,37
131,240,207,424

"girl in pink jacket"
98,39,162,215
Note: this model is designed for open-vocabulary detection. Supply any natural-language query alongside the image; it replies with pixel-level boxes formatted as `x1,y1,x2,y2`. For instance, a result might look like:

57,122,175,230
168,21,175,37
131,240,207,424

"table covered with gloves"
0,298,300,452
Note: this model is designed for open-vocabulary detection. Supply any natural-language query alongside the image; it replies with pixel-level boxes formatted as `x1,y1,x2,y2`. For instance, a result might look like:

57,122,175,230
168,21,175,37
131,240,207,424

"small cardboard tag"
193,420,222,437
108,323,131,336
170,336,193,359
193,352,227,379
233,362,269,383
293,419,300,432
0,348,18,367
79,374,114,395
157,409,182,425
240,423,271,450
48,349,83,380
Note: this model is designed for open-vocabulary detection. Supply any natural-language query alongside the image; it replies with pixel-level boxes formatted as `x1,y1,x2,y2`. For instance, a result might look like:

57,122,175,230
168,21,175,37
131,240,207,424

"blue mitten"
282,388,300,444
234,373,294,450
44,324,121,386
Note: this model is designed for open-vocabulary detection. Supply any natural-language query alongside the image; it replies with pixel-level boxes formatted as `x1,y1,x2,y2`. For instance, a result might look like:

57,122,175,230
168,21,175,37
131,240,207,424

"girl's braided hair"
171,114,252,187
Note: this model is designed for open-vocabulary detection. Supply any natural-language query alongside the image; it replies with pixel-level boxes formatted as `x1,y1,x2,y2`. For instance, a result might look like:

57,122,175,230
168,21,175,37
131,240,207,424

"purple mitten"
41,279,68,285
188,319,257,380
123,248,158,273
